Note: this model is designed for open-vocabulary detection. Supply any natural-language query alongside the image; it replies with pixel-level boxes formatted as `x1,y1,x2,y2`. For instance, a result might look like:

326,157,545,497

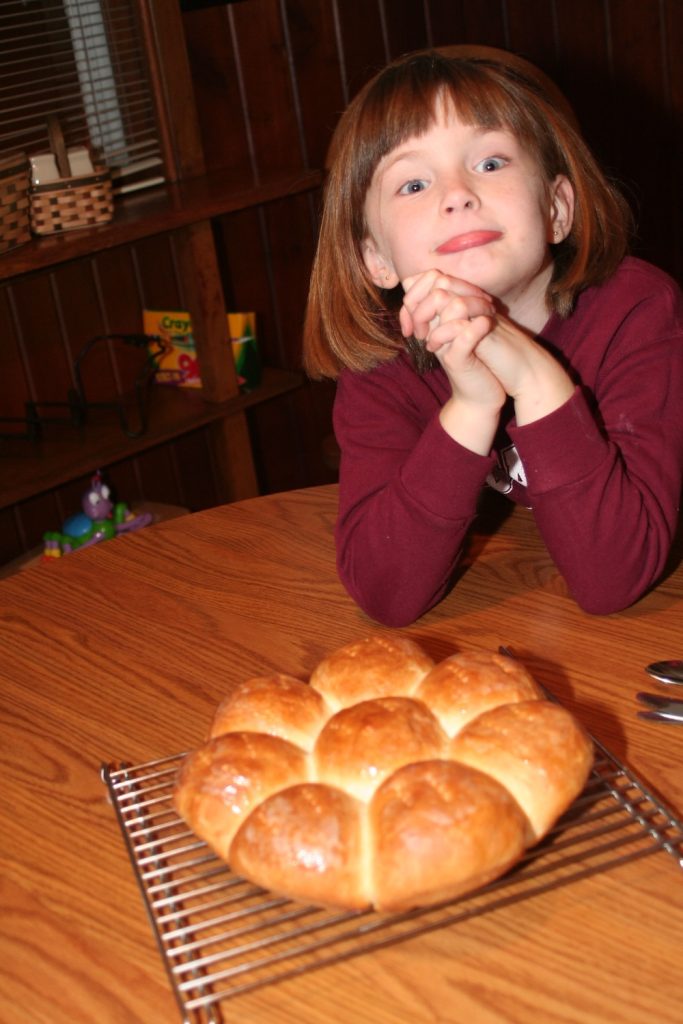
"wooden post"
176,220,237,403
139,0,259,503
175,220,259,501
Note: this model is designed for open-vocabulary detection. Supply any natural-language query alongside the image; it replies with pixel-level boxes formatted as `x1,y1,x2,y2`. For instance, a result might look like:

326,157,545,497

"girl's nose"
441,179,478,213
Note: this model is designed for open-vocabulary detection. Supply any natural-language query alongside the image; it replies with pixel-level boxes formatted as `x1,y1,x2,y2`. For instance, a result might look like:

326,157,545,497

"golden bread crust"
314,696,447,801
415,651,542,735
174,731,308,859
371,760,530,911
449,700,594,839
309,634,434,710
210,673,328,751
174,638,593,910
230,783,369,909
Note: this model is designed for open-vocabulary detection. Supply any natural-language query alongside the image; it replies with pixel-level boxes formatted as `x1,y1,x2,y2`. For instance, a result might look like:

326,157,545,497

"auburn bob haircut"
303,47,631,380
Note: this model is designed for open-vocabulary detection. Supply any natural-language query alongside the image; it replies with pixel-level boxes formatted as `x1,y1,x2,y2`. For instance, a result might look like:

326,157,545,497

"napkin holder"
29,116,113,236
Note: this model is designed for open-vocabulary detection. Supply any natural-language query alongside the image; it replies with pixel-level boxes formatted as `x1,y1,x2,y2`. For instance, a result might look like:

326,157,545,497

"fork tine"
636,691,671,707
636,692,683,723
637,709,683,724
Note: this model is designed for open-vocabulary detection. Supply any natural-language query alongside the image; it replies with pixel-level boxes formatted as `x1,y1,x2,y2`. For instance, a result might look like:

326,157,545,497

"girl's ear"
362,238,400,289
549,175,575,243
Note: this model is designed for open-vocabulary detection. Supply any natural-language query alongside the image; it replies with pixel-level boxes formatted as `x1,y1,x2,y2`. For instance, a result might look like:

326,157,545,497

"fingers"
426,313,494,354
401,270,495,341
402,269,490,301
403,292,496,350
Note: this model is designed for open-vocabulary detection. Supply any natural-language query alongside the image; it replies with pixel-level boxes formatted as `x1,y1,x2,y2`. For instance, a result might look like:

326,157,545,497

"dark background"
1,0,681,565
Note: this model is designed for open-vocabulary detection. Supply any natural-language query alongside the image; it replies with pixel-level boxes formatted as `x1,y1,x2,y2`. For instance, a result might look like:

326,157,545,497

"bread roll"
314,696,447,801
371,760,530,911
175,732,308,858
309,634,434,710
174,636,593,910
210,673,328,751
414,650,542,735
449,699,594,839
230,783,369,909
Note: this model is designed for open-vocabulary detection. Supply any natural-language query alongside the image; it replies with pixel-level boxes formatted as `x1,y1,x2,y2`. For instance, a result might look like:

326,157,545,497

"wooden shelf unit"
0,169,322,282
1,168,320,511
0,367,302,510
0,4,322,533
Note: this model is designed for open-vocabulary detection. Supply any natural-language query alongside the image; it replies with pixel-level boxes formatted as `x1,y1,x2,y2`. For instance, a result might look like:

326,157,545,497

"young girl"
303,46,683,627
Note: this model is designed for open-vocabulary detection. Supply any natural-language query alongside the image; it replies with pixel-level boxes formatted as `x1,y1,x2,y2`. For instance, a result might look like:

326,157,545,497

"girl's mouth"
435,231,502,254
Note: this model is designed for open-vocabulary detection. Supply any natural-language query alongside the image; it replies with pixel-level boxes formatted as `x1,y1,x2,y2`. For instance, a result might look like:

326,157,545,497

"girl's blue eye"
475,156,507,173
399,179,427,194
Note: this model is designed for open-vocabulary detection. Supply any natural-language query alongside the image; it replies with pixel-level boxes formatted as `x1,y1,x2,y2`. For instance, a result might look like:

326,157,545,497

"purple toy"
43,471,153,559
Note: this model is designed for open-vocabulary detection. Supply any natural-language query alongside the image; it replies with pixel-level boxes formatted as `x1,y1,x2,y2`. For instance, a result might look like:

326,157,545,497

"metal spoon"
645,660,683,685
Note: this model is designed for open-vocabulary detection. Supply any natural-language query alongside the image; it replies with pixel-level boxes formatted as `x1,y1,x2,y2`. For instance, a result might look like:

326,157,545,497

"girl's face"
361,101,574,329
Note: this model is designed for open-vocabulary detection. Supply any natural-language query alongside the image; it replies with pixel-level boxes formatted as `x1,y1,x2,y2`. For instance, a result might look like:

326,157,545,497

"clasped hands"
399,270,574,451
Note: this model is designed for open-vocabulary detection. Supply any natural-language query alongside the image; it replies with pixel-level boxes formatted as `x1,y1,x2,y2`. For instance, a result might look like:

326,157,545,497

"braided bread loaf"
174,636,593,911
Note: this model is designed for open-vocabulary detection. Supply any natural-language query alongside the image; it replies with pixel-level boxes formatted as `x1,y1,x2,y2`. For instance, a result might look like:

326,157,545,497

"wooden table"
1,484,681,1023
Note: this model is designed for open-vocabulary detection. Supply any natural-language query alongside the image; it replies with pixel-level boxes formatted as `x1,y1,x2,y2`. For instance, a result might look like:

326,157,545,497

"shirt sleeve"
334,363,495,626
510,278,683,613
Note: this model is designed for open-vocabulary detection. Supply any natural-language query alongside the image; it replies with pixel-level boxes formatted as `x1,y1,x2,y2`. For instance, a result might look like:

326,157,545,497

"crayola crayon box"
143,309,261,392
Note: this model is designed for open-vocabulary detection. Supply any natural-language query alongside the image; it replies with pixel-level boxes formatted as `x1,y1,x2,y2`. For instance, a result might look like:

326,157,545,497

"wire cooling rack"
102,733,683,1024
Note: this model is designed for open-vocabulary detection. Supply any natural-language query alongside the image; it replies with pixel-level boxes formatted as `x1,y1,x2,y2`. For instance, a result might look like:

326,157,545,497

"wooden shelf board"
0,169,323,281
0,367,302,508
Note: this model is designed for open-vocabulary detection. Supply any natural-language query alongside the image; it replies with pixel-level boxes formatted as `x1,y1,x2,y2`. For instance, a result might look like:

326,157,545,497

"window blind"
0,0,165,195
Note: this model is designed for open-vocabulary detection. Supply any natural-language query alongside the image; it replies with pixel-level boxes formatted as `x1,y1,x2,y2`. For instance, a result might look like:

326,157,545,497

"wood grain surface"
1,484,681,1023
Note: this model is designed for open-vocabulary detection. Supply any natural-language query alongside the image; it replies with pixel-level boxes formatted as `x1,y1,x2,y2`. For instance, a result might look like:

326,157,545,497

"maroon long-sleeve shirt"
333,258,683,626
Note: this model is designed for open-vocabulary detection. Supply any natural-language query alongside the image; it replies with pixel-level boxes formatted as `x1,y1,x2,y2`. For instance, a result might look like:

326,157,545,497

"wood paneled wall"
1,0,681,566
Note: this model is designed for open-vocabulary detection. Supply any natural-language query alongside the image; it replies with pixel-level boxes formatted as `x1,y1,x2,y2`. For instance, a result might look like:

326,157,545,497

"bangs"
350,56,545,198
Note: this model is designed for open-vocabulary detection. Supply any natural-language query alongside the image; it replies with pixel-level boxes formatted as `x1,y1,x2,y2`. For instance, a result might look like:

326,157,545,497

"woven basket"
0,155,30,254
29,116,114,236
30,168,114,235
